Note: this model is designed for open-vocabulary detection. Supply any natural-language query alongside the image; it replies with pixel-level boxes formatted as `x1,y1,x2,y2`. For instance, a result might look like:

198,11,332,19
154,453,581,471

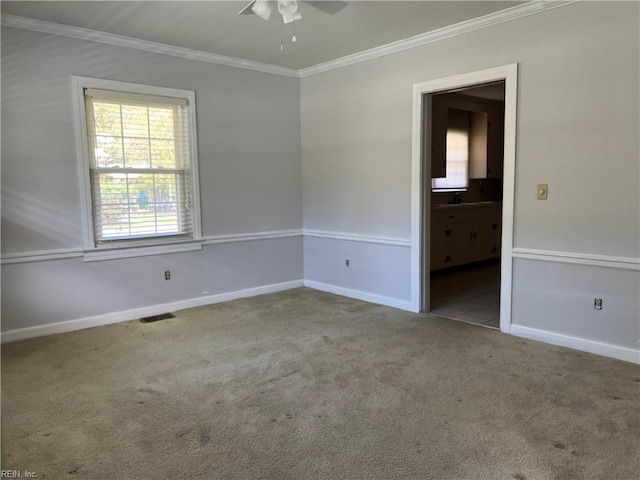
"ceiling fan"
239,1,347,24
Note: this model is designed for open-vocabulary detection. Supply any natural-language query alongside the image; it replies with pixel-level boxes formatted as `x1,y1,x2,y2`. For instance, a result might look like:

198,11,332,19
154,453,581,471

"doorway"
428,82,505,329
409,64,518,333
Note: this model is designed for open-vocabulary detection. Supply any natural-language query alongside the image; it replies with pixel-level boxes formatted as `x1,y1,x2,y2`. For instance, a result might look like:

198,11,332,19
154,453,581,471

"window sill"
432,188,469,193
83,239,203,262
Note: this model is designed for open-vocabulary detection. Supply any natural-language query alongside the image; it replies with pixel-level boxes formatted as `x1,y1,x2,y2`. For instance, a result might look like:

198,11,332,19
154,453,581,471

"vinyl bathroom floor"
430,260,500,329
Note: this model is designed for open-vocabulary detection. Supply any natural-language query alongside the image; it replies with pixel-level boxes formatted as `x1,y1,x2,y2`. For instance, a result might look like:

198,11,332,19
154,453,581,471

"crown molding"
2,1,579,79
298,0,580,77
0,13,300,78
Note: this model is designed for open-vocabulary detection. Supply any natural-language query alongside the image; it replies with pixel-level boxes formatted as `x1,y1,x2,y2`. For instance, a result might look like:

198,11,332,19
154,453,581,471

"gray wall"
512,259,639,351
1,239,302,332
303,237,411,303
3,2,639,357
301,2,639,349
1,27,303,331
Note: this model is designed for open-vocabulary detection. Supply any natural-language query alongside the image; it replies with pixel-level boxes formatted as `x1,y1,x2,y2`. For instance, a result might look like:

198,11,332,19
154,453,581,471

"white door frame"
410,63,518,333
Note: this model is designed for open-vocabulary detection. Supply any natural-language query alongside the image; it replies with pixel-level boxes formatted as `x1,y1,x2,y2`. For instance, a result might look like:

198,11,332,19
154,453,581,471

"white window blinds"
432,107,470,191
84,89,194,245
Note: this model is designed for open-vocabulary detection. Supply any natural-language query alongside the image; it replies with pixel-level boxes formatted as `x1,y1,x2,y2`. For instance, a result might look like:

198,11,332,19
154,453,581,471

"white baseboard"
510,324,640,364
1,280,304,344
5,278,636,366
304,280,414,312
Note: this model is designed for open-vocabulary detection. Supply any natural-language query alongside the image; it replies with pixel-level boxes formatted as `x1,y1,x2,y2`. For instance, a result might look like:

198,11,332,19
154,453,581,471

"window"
431,129,469,191
432,108,469,191
73,77,201,257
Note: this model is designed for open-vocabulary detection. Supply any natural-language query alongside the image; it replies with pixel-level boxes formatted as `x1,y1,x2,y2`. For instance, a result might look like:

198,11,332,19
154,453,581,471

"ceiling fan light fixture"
278,1,302,24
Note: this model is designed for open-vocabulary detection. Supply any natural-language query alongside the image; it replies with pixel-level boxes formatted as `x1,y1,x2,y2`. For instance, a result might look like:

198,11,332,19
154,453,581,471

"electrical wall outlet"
164,270,171,280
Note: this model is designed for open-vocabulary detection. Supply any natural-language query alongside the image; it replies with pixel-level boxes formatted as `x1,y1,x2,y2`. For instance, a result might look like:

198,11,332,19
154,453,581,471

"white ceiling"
1,1,524,70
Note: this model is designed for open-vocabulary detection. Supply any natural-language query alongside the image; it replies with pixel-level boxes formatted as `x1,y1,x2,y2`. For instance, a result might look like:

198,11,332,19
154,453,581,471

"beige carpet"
2,288,639,479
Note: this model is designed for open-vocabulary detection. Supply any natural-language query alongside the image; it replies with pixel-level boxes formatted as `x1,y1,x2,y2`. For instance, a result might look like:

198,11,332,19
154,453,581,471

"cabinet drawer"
431,208,472,225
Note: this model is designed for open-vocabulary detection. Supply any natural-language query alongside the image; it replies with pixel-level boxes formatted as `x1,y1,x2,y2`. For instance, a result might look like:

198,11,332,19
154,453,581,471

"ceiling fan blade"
238,1,257,15
302,1,347,15
252,0,276,20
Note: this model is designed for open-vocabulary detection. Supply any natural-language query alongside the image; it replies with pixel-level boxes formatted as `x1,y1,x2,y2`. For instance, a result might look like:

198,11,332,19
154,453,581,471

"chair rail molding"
1,229,303,265
303,229,411,247
512,248,640,271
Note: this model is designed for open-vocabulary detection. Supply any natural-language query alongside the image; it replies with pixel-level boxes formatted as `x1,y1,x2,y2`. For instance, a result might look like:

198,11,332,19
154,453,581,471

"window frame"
71,76,202,261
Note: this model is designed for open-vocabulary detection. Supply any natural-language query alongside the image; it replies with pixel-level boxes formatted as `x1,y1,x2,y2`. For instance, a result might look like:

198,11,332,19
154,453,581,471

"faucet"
452,192,463,204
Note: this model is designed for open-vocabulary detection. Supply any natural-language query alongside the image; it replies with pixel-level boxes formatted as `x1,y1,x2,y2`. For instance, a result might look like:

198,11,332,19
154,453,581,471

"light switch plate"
537,183,548,200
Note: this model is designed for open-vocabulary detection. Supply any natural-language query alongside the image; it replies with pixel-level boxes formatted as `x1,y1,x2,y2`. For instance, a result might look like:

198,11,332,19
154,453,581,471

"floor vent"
140,313,175,323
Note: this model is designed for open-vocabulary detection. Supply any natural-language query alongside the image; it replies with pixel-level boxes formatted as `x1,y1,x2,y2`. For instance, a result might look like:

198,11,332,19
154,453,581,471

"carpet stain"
199,427,211,446
512,474,526,480
384,361,410,367
138,388,162,395
67,467,80,475
554,442,566,450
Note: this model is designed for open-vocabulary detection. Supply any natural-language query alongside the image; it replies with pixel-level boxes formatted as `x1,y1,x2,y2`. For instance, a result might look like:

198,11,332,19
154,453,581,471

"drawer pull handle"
444,229,452,237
